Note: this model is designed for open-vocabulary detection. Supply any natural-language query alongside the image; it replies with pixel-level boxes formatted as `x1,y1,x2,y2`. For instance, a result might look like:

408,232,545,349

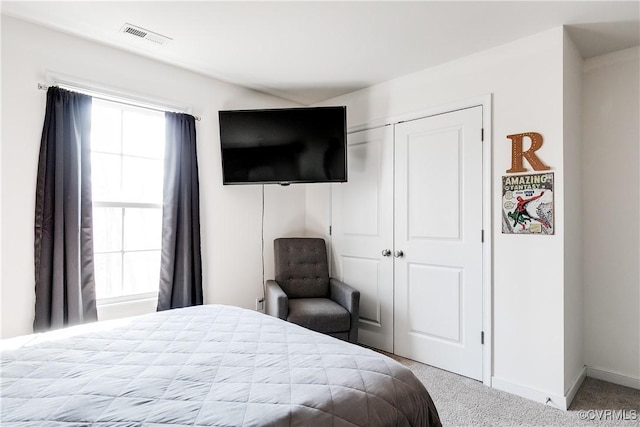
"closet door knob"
394,250,404,258
381,249,392,257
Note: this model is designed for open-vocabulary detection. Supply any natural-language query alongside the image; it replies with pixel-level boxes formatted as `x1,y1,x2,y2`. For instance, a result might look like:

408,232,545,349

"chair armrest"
329,278,359,313
265,280,288,320
330,278,360,343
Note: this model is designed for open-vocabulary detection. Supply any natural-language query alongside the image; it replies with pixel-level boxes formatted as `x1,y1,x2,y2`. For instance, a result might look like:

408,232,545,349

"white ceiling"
2,1,639,105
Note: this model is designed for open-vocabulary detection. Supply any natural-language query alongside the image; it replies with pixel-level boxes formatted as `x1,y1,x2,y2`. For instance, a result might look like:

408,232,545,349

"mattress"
0,304,441,426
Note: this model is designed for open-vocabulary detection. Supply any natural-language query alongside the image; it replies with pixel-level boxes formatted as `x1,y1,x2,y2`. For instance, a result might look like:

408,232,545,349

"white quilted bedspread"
0,304,441,426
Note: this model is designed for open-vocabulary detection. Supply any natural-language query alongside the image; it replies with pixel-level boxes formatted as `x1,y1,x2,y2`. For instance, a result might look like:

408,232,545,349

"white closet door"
393,106,484,380
331,126,394,352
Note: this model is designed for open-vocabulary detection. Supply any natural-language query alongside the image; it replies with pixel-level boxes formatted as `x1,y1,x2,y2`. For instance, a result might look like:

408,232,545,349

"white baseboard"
565,366,587,408
492,365,639,411
491,376,568,410
587,366,640,390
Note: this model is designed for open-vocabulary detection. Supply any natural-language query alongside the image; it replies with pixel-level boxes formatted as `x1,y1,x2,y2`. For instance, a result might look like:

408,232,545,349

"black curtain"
157,112,203,310
34,87,97,332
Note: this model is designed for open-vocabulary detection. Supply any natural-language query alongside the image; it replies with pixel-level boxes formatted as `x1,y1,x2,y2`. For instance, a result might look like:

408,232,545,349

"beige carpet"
390,354,640,426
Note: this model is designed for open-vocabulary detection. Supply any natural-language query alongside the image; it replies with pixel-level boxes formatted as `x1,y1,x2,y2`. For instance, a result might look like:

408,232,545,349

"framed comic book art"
502,172,554,235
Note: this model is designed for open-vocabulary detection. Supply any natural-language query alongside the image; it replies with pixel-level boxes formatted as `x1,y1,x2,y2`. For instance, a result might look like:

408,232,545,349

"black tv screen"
219,106,347,185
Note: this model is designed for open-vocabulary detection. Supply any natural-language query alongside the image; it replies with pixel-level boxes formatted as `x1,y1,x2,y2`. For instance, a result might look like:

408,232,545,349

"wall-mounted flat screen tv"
219,106,347,185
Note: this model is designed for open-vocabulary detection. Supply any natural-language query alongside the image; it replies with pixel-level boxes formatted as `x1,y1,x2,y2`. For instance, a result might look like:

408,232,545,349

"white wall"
582,46,640,386
0,16,305,338
311,27,570,402
562,32,585,396
263,184,307,284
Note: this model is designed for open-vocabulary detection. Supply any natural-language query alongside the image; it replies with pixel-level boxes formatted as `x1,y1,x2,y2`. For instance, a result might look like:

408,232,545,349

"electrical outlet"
255,298,264,312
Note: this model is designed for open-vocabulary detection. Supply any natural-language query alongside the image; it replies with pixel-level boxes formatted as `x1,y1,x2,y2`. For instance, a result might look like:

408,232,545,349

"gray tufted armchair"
265,238,360,343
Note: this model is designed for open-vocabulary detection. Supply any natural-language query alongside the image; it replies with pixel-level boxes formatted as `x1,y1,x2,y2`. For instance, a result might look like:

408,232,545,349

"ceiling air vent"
120,23,172,45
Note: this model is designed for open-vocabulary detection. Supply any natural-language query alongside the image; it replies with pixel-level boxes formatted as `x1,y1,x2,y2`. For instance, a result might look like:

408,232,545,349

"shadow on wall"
565,21,640,59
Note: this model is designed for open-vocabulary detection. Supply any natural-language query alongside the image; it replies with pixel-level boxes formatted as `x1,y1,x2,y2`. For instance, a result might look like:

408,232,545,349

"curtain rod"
38,83,201,121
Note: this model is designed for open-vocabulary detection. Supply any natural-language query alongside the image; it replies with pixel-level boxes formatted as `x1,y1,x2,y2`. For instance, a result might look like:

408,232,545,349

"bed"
0,304,441,426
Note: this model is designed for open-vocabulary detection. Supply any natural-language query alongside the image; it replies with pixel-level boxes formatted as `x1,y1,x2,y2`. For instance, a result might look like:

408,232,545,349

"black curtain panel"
157,112,203,311
34,87,97,332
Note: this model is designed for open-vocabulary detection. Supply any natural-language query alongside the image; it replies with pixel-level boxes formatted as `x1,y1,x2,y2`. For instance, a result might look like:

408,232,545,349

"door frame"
331,95,493,386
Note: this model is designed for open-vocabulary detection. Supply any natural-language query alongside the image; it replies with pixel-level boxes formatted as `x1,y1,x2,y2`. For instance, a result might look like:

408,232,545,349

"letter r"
506,132,551,173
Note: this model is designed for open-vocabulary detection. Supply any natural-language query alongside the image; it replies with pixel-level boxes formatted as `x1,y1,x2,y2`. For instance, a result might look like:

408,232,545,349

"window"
90,99,165,301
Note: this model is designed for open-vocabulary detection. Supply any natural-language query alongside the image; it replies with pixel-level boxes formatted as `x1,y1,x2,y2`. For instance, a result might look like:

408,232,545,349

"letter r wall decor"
506,132,551,173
